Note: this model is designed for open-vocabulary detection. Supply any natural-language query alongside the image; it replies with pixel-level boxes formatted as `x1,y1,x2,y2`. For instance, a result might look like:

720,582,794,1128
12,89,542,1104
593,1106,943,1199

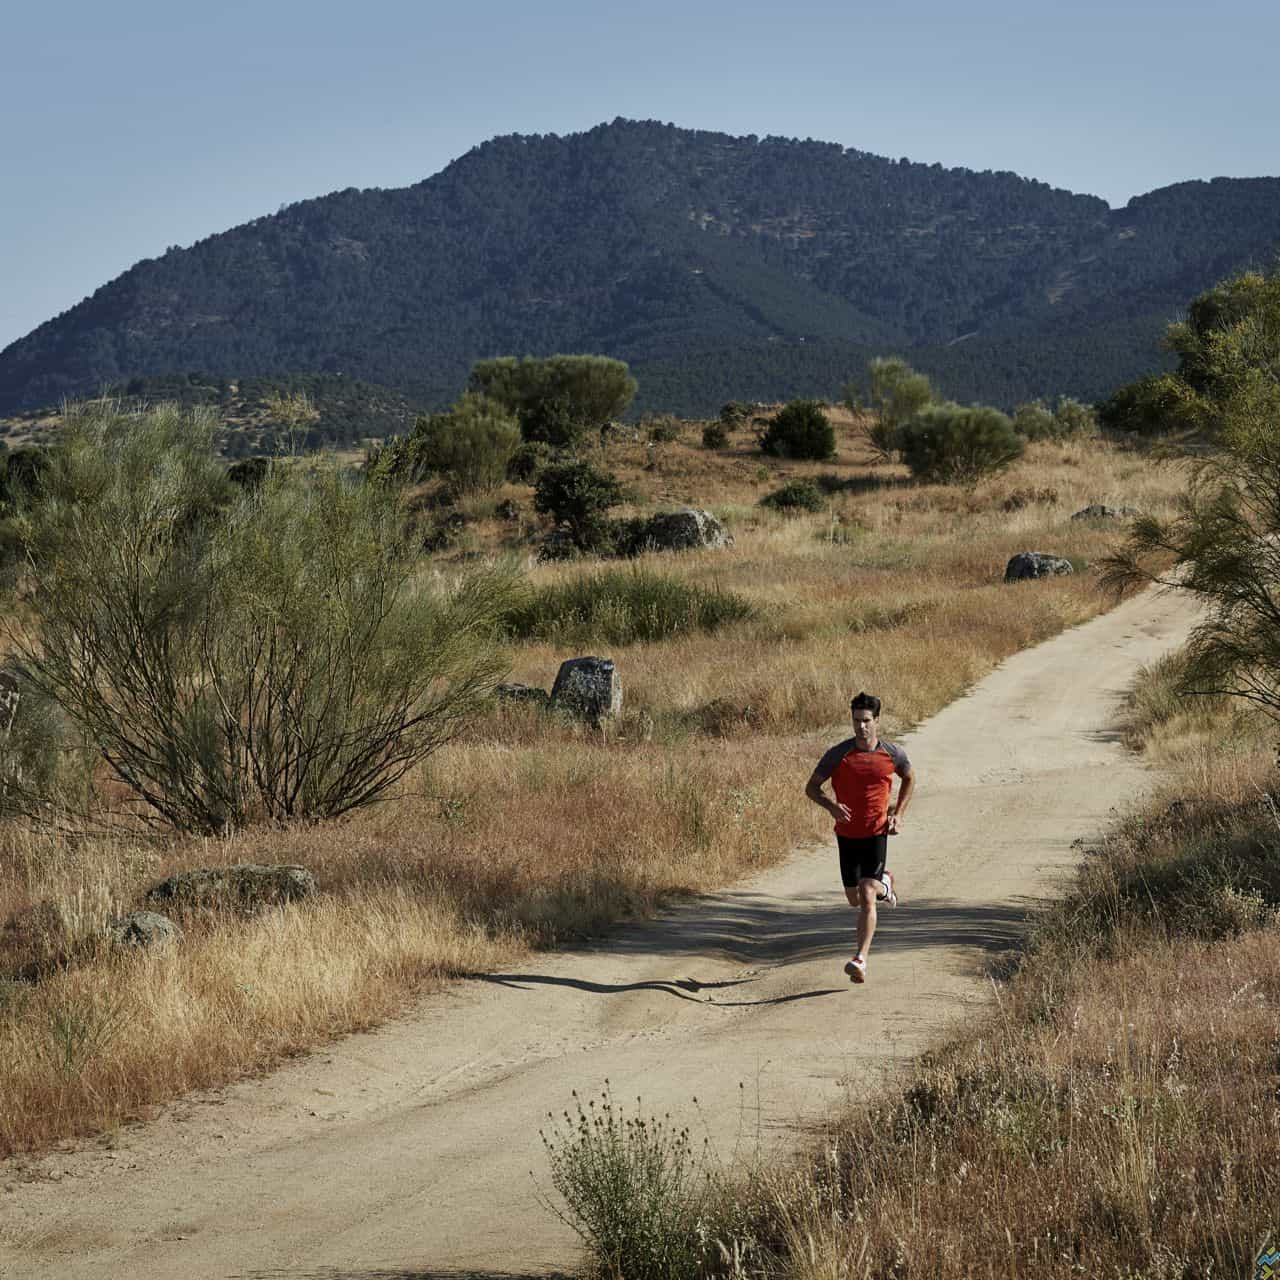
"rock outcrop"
636,508,733,552
550,657,622,723
146,864,316,911
1070,504,1141,521
1004,551,1075,582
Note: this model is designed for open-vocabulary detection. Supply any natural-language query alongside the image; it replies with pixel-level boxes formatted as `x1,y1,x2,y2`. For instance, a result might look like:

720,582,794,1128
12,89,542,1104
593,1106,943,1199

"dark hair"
850,691,881,717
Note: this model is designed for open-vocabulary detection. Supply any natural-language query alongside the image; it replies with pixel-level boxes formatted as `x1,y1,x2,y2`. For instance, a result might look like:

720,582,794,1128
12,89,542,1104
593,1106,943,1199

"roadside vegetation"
535,269,1280,1279
0,351,1188,1156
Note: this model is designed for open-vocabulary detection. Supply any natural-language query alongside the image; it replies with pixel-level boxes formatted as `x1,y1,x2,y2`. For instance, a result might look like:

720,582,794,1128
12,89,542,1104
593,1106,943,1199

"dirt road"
0,586,1198,1280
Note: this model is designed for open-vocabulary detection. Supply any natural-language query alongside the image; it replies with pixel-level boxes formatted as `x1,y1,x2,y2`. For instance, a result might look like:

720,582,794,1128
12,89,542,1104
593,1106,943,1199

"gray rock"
550,657,622,723
145,864,316,911
496,682,550,707
107,911,181,948
637,507,733,552
1071,504,1142,521
1004,552,1075,582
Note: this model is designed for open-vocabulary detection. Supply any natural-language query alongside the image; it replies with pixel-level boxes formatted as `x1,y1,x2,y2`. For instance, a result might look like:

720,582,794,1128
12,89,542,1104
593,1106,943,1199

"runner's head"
850,691,881,741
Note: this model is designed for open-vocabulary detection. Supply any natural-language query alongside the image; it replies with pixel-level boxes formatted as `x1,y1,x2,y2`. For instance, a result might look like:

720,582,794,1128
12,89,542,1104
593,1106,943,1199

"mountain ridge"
2,118,1277,414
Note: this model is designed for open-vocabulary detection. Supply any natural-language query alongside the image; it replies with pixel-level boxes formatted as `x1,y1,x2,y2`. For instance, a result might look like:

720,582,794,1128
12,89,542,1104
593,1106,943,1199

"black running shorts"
837,834,888,889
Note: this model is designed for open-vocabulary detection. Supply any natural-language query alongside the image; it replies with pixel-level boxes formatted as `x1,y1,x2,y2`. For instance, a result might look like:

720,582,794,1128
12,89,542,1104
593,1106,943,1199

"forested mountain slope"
2,119,1277,413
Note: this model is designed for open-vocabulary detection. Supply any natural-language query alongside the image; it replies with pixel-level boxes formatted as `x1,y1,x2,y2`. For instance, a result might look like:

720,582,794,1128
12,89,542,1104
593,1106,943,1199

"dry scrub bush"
9,402,514,832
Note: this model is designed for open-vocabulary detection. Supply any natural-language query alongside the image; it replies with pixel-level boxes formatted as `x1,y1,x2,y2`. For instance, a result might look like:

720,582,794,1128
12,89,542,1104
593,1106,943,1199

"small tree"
1011,400,1058,441
10,402,514,833
846,356,936,459
759,400,835,460
408,392,521,493
470,355,637,448
534,460,625,552
897,402,1024,484
701,421,729,449
1103,269,1280,718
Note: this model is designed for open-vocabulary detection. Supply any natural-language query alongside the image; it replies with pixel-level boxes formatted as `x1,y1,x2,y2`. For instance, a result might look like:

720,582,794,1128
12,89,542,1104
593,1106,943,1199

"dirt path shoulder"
0,587,1198,1280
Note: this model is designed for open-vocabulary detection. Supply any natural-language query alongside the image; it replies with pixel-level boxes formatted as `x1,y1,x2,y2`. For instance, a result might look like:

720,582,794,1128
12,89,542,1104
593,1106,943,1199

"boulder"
145,864,316,911
496,682,550,707
550,657,622,723
1004,552,1075,582
1071,504,1141,521
106,911,181,948
637,507,733,552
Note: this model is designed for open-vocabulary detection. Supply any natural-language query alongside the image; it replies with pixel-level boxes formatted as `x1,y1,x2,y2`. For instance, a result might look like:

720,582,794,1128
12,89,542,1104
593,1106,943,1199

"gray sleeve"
884,741,912,775
813,738,856,781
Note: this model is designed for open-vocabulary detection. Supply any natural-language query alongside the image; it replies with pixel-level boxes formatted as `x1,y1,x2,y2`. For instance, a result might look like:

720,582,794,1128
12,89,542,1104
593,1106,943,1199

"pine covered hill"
2,119,1278,415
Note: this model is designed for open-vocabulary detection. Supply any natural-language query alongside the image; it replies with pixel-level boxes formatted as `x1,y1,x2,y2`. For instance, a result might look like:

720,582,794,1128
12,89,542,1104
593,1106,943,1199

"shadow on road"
464,896,1035,999
467,970,843,1006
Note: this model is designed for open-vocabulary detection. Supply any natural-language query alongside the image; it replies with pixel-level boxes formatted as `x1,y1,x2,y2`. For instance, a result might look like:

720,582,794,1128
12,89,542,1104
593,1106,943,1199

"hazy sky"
3,0,1277,349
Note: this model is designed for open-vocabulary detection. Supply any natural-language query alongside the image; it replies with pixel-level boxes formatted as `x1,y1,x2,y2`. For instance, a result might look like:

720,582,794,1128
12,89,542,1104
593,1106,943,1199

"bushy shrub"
897,402,1025,484
759,399,835,460
469,354,637,448
845,356,937,460
1097,373,1204,435
761,479,825,512
647,415,681,444
718,400,752,427
403,393,521,494
1052,397,1098,438
1011,400,1058,441
507,440,553,483
540,1087,750,1280
10,402,515,833
533,460,625,552
505,568,752,645
701,421,729,449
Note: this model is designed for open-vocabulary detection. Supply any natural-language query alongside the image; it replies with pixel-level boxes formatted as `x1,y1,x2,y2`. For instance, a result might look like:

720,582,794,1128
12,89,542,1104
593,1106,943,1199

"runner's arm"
887,769,915,833
805,770,851,823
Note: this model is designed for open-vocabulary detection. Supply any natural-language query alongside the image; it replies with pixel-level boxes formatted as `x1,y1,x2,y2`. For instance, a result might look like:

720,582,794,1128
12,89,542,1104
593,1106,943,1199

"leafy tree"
1051,397,1098,438
846,356,936,458
701,421,729,449
8,402,514,833
406,392,521,493
1103,269,1280,717
469,355,637,448
534,460,625,552
1097,372,1204,435
897,402,1024,484
759,399,835,460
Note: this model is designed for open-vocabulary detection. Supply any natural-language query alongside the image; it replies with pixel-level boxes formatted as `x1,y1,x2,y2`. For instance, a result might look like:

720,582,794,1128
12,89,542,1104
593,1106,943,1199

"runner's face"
852,710,876,742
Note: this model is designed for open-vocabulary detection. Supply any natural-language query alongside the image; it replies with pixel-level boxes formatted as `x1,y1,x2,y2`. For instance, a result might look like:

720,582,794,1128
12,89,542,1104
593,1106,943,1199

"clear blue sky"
3,0,1277,350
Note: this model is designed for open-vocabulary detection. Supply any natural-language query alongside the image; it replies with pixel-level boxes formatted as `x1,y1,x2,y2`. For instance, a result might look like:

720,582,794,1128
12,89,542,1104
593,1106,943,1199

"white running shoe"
878,870,898,907
844,954,867,984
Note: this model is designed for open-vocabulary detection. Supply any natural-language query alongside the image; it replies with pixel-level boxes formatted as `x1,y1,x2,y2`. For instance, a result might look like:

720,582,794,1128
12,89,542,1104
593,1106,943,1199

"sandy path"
0,586,1197,1280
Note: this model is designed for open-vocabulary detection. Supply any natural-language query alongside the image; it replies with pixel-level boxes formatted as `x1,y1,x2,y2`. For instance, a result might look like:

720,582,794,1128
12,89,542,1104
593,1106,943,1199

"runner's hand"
887,813,903,834
829,801,852,823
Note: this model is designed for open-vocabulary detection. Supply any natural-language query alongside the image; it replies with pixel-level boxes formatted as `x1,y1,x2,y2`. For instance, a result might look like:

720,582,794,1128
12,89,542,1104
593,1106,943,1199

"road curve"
0,586,1198,1280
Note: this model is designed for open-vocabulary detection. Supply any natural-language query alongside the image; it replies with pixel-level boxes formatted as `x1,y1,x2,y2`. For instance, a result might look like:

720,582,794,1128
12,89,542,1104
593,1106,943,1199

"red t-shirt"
813,737,911,838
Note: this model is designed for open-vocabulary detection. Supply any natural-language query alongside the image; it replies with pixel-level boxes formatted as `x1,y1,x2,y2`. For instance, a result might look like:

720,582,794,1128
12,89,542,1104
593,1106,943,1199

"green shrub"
505,568,752,645
10,402,515,833
647,415,681,444
405,393,521,494
540,1088,732,1280
897,402,1025,484
845,356,937,460
1097,373,1205,435
761,479,825,512
701,421,729,449
533,460,625,552
469,354,638,448
1011,400,1058,441
759,399,835,460
507,440,553,484
718,400,752,426
1052,397,1099,438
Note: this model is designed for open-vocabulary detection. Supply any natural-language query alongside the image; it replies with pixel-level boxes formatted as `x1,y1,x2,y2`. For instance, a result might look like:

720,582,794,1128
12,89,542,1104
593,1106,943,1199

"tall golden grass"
0,418,1189,1154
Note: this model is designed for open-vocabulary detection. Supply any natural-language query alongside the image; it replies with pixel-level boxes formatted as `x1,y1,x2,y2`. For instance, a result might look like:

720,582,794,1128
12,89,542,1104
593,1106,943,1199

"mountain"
2,119,1278,415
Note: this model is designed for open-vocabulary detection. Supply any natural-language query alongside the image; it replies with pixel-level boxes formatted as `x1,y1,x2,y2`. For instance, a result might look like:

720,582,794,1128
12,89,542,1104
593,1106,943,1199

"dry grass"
737,649,1280,1279
0,412,1190,1154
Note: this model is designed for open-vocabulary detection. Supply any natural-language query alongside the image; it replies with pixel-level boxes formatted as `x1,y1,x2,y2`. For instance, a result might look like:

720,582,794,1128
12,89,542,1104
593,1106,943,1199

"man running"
805,691,914,984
